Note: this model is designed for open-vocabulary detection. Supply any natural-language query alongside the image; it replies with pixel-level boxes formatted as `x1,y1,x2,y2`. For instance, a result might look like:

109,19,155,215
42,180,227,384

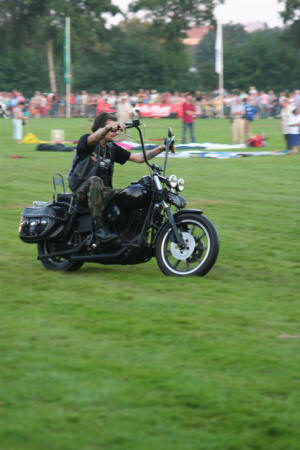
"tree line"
0,0,298,97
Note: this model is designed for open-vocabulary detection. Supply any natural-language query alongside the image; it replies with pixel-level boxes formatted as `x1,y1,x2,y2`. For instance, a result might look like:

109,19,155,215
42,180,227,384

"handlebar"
116,120,140,131
121,120,175,174
124,119,140,129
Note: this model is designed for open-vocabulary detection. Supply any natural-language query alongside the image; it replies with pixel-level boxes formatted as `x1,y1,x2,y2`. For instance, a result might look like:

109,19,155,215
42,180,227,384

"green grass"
0,117,299,450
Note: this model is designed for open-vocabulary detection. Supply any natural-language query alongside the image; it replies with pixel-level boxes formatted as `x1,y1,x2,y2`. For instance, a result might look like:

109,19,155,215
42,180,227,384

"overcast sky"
111,0,285,28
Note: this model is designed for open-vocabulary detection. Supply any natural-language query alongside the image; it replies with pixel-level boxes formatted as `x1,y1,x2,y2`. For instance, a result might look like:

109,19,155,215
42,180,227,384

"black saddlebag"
19,203,66,243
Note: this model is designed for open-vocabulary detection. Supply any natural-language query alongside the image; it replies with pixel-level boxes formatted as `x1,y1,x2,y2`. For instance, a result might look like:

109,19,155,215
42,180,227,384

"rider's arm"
87,125,112,145
129,145,166,164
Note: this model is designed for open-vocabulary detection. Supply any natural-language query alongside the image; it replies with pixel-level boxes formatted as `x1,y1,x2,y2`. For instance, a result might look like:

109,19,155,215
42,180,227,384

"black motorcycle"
19,121,219,276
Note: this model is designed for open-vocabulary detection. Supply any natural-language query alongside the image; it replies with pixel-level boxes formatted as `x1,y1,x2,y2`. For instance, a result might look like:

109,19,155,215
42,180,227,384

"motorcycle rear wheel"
156,213,219,277
38,241,84,271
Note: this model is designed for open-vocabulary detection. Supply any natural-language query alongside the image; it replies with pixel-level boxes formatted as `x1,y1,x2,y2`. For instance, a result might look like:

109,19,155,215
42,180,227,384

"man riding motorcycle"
68,112,174,242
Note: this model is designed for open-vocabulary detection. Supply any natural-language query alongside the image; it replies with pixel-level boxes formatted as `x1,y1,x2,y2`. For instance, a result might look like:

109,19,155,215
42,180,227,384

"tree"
194,24,248,90
126,1,225,92
129,0,224,39
74,31,167,92
194,24,300,92
279,0,300,46
279,0,300,22
0,0,120,93
126,1,224,92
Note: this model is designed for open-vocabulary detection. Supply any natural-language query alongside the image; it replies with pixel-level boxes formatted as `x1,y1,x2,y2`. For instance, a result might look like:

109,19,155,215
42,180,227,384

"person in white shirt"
287,106,300,154
230,98,245,144
280,98,291,149
116,96,133,124
12,102,26,143
80,90,88,117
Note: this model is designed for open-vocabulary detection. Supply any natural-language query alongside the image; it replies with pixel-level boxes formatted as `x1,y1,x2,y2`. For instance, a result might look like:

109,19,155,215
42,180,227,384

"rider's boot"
93,219,118,242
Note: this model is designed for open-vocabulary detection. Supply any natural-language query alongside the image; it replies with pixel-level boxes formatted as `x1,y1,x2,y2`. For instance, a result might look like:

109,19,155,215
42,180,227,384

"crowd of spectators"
1,87,299,150
1,87,299,121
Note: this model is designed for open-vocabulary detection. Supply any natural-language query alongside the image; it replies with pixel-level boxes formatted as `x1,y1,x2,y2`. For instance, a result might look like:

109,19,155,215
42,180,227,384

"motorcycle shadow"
66,263,155,277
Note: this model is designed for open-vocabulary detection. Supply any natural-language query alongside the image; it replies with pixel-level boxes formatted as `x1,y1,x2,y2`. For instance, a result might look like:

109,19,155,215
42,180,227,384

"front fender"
173,208,203,219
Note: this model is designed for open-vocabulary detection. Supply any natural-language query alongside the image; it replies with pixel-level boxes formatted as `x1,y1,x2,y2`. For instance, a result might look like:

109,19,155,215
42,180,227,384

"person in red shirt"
181,94,196,143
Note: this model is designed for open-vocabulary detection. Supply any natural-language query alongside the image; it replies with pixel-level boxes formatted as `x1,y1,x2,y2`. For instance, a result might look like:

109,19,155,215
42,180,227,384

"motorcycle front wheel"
38,241,84,271
155,213,219,277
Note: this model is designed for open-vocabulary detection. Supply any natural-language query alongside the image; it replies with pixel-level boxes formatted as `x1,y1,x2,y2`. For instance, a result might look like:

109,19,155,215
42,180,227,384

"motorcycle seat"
57,193,74,204
56,193,90,214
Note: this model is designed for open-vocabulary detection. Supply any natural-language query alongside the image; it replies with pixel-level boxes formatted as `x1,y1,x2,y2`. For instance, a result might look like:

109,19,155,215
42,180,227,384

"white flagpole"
64,17,71,118
215,21,224,117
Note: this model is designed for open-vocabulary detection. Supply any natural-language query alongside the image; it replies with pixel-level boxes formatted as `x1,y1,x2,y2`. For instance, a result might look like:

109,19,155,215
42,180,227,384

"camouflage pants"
76,176,115,219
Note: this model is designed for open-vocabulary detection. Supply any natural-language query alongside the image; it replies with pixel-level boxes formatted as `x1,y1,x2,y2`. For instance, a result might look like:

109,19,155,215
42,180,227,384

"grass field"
0,117,299,450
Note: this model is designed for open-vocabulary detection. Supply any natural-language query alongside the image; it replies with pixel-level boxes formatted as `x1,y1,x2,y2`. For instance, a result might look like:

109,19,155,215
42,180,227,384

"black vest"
68,143,115,192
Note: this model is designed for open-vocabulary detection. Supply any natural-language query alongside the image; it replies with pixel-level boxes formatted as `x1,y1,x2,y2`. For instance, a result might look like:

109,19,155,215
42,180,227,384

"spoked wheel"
38,241,84,271
156,213,219,276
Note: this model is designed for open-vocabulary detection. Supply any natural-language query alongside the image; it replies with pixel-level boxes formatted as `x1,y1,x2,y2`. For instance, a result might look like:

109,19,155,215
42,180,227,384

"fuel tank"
113,183,151,210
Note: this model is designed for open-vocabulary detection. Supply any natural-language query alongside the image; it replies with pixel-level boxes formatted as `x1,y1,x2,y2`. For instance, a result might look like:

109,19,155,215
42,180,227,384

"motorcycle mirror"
168,127,173,138
163,128,175,175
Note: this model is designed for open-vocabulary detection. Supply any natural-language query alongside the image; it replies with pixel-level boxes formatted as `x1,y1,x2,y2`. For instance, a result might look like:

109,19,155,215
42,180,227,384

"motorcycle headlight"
177,178,185,192
168,174,178,189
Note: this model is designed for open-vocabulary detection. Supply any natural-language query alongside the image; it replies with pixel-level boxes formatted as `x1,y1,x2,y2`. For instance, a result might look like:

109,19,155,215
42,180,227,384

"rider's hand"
113,122,125,133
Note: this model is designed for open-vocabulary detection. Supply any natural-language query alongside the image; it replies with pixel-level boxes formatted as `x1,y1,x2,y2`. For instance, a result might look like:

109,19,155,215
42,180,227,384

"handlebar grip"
125,119,140,129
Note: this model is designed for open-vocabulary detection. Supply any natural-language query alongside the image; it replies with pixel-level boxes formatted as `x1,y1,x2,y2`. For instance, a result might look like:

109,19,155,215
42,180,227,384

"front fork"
163,202,185,249
153,175,185,249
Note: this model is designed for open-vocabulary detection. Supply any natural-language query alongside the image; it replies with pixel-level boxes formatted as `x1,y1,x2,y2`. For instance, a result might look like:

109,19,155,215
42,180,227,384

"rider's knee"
89,176,104,189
